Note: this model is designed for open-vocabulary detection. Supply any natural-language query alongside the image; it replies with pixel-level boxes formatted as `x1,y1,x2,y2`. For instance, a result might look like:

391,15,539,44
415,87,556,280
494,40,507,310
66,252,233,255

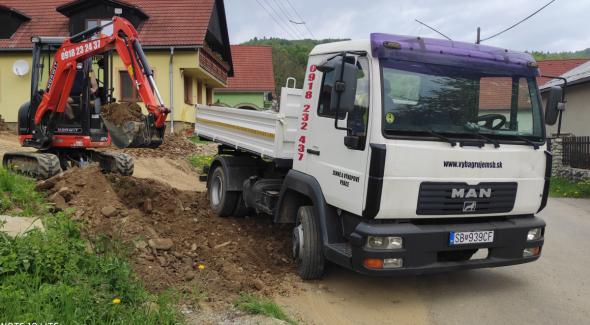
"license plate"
449,231,494,245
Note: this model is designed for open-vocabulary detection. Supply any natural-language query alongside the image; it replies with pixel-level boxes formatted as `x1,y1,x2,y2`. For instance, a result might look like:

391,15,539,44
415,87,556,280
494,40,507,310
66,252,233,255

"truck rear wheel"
293,206,325,280
208,165,238,217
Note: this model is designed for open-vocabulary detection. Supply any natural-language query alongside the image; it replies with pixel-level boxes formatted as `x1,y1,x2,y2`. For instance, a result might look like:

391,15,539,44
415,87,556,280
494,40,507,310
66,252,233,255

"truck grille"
417,182,517,215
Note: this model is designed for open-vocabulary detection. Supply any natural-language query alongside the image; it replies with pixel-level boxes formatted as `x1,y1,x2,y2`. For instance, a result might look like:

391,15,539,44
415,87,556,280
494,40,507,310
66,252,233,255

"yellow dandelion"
112,298,121,305
198,264,206,270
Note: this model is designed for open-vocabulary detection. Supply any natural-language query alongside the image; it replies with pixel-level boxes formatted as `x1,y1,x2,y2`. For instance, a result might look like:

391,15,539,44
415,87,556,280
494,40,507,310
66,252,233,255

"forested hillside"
242,38,347,93
532,49,590,60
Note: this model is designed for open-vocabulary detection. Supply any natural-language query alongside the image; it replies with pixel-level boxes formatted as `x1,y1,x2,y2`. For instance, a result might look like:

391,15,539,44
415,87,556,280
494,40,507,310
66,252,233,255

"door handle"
306,149,320,156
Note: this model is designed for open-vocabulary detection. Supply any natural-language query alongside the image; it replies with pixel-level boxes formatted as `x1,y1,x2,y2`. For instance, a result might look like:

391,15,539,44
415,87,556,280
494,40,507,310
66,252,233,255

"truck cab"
198,33,562,279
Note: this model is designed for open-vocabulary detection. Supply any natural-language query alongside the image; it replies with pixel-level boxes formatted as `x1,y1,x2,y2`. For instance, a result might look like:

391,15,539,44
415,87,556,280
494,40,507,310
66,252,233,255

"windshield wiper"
471,132,500,148
510,135,540,150
427,129,457,147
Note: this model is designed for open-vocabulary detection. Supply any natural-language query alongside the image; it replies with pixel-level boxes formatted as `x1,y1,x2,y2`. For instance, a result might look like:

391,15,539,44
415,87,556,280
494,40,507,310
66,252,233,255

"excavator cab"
18,37,111,147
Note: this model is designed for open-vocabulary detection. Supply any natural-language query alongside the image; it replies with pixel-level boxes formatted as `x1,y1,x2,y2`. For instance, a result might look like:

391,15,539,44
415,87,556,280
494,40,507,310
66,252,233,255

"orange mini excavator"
3,16,169,179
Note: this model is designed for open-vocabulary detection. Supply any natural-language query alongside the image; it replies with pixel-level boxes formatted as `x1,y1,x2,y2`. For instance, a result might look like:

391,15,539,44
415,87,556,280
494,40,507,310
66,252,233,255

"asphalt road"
278,198,590,325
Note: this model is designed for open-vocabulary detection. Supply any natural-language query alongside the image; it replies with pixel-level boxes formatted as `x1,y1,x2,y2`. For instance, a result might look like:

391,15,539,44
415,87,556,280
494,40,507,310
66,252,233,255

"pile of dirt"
0,115,11,132
101,102,144,126
116,133,217,159
38,167,299,305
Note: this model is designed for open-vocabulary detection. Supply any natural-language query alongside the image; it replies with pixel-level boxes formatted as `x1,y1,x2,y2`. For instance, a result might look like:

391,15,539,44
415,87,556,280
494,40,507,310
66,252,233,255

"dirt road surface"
278,198,590,325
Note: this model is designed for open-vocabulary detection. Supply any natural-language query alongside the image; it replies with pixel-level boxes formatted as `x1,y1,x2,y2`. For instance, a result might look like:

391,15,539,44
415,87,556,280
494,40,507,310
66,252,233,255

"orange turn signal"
363,258,383,269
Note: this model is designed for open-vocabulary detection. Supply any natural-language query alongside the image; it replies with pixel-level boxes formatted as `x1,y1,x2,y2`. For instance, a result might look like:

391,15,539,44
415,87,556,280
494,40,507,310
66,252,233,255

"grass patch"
187,154,214,173
0,168,46,216
550,177,590,198
0,170,183,324
234,293,296,324
188,135,212,145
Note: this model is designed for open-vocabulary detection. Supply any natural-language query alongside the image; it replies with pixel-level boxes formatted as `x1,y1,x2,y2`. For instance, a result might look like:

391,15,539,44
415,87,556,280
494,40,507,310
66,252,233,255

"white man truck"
196,33,565,279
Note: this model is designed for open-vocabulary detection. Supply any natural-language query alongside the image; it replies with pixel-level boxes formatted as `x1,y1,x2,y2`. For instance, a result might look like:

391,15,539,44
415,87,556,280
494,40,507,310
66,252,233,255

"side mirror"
545,86,563,126
317,55,358,114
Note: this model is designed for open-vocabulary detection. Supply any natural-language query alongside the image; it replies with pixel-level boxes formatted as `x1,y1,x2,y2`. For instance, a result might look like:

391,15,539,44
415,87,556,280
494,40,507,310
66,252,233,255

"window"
184,76,193,104
86,19,113,36
119,71,140,102
381,60,544,140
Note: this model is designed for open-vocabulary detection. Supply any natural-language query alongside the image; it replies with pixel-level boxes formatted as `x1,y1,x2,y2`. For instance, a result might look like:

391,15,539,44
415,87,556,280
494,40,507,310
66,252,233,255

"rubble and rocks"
109,133,217,160
39,166,298,305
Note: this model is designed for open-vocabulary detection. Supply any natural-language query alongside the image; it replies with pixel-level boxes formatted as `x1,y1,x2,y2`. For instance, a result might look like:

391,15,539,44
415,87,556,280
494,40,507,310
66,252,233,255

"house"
214,45,275,110
0,0,233,132
538,59,590,136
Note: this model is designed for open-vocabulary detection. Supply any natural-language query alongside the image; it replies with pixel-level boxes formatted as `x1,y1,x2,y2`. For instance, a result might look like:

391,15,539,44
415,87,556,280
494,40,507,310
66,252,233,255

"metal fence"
563,136,590,170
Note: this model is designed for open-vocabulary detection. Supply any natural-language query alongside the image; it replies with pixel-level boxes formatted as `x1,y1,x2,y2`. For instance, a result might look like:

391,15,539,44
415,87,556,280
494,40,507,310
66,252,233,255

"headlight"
527,228,542,241
366,236,403,250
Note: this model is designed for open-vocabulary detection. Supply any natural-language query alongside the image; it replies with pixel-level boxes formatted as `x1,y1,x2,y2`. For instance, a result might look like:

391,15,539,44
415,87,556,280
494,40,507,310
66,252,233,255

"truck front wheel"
208,165,238,217
293,206,325,279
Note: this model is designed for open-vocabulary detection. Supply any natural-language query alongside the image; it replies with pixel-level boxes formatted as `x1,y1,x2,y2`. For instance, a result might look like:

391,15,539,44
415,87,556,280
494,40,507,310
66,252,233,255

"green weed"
187,154,214,173
234,293,296,324
550,177,590,198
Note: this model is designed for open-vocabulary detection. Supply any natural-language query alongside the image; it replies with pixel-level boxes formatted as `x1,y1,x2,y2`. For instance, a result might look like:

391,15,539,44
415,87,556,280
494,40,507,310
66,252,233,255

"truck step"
328,243,352,258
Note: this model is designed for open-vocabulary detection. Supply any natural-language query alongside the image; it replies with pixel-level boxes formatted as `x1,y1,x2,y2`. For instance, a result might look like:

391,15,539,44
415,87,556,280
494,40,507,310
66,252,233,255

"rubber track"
3,152,62,180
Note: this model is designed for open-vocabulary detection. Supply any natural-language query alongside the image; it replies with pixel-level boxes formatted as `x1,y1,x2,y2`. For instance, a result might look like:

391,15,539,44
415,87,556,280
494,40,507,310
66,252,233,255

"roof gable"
537,59,588,86
218,45,275,92
0,5,31,39
0,0,229,49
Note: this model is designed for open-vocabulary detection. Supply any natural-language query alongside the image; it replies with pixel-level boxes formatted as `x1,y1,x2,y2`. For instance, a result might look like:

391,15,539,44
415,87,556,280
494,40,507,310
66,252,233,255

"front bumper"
332,216,545,275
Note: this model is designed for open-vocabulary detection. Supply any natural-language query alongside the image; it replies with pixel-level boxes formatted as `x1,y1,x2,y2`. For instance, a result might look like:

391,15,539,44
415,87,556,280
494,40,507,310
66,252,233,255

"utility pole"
476,27,481,44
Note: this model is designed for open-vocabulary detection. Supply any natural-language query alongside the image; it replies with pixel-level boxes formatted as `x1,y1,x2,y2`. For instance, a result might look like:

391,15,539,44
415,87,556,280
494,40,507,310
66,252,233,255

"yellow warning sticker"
386,112,395,124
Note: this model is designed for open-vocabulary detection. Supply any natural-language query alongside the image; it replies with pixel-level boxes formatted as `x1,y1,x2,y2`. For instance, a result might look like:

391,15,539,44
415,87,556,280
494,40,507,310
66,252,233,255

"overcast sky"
225,0,589,52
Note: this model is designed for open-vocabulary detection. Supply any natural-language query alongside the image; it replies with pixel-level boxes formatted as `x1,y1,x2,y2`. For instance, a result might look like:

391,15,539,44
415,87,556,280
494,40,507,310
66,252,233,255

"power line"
415,19,452,41
253,0,298,39
266,0,305,39
480,0,557,42
284,0,316,39
272,0,308,39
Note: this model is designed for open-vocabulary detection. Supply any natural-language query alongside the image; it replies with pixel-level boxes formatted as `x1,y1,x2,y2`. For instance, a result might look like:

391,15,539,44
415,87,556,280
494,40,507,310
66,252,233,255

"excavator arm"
32,17,169,149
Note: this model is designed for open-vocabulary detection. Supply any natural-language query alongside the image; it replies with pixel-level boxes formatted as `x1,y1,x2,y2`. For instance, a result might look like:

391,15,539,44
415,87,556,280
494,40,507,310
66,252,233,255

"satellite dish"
12,60,30,77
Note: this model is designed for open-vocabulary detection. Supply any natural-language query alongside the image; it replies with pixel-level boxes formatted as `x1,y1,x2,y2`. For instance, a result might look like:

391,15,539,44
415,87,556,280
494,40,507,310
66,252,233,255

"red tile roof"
0,0,216,49
218,45,275,92
537,59,588,86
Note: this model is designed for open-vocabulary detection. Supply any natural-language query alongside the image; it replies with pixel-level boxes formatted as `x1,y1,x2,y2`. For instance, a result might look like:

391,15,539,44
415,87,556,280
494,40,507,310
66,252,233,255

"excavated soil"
39,167,299,306
101,102,144,126
116,133,218,159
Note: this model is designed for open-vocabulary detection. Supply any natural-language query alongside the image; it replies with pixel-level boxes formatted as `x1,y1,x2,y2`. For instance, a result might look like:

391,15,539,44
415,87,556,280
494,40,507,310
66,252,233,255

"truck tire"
293,206,325,279
208,165,238,217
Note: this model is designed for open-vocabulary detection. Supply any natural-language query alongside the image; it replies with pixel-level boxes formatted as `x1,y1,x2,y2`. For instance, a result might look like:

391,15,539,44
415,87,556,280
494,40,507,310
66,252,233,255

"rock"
49,192,68,210
184,271,196,281
190,243,197,251
135,240,148,250
148,238,174,250
157,256,169,267
144,254,155,261
57,187,74,202
252,279,265,291
213,241,232,250
35,173,63,191
144,199,153,212
100,206,117,218
171,251,184,259
0,215,44,237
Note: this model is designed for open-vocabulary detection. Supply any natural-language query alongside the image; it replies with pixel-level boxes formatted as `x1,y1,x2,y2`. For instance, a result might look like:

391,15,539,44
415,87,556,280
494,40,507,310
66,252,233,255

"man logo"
463,201,477,212
452,188,492,199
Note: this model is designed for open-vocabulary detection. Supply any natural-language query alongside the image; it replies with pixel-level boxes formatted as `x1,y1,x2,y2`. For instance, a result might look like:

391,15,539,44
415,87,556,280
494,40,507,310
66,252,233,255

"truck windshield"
381,60,544,142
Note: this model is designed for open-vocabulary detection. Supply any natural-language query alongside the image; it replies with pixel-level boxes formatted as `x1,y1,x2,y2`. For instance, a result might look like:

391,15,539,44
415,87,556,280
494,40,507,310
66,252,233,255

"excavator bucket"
101,103,164,149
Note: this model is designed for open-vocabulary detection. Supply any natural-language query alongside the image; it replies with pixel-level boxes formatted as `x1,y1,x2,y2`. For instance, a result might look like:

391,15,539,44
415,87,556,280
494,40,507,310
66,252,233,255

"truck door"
301,55,371,216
